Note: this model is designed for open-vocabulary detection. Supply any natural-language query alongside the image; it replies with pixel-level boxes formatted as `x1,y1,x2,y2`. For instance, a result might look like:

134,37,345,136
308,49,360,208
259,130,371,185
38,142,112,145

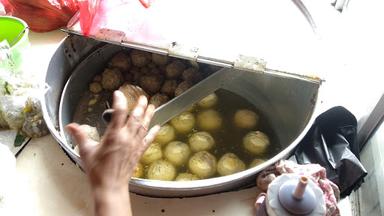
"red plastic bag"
75,0,152,36
0,0,78,32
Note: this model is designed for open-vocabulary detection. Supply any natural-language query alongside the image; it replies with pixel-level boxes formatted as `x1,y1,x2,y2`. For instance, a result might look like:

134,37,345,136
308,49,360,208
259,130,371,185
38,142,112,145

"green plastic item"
0,16,30,72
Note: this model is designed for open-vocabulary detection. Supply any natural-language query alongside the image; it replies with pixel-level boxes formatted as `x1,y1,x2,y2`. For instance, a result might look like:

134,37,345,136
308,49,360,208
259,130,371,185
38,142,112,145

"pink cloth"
256,160,340,216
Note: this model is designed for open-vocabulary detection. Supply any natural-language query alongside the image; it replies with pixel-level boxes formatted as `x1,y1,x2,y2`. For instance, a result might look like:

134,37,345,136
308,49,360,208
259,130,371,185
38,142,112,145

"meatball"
89,82,102,93
101,68,124,90
188,131,215,152
118,84,149,113
217,153,246,176
147,160,176,181
130,50,151,67
140,142,163,165
149,93,169,108
197,109,223,131
152,53,169,66
165,60,185,79
139,74,163,94
164,141,191,167
174,81,193,96
233,109,259,129
170,111,195,134
160,80,178,97
132,162,144,178
197,93,218,109
243,131,270,155
249,159,265,168
108,52,131,71
175,173,199,181
188,151,217,179
182,67,202,83
154,124,176,146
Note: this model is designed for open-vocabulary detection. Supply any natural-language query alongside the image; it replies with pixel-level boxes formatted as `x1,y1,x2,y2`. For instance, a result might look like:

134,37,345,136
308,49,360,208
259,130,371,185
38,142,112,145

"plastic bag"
0,0,78,32
291,106,367,198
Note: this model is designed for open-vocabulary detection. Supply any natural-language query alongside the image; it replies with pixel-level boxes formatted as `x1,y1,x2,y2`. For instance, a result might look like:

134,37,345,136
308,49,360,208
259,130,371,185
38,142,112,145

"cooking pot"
42,0,327,197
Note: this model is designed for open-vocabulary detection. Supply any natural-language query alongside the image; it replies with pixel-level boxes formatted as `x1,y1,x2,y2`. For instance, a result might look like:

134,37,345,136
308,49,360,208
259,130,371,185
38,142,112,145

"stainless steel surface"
65,0,324,80
44,35,321,197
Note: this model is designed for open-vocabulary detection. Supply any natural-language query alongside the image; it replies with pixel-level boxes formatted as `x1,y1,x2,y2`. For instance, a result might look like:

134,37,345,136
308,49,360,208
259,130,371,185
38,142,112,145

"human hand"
66,90,160,190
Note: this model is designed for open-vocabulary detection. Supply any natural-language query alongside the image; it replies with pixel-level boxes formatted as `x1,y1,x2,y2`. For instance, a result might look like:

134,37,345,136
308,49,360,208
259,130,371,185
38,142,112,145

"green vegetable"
14,131,27,147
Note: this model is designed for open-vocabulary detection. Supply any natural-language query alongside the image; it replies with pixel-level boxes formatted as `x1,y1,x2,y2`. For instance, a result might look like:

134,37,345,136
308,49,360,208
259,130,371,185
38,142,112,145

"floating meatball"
147,160,176,181
182,67,202,83
140,142,163,165
164,141,191,166
170,111,195,134
188,131,215,152
130,50,151,67
197,109,223,131
118,84,149,113
233,109,259,129
175,173,199,181
132,162,144,178
188,151,217,179
89,82,102,93
152,53,169,66
101,68,124,90
149,93,169,108
165,60,185,79
249,158,266,168
154,124,176,146
108,52,131,71
160,80,178,97
243,131,270,155
217,153,246,176
197,93,218,109
139,74,163,94
174,81,192,96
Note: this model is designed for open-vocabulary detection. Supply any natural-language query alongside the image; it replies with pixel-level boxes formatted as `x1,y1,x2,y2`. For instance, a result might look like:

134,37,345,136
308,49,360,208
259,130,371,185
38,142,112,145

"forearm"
92,186,132,216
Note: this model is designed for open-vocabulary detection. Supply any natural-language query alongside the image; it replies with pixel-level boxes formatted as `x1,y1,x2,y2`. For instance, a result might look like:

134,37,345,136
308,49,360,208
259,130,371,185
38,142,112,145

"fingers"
66,123,98,158
110,91,128,128
137,104,156,137
143,125,160,146
127,95,148,133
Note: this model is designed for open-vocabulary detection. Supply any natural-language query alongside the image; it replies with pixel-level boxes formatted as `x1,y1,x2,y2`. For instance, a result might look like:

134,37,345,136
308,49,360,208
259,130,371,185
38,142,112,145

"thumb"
66,123,95,157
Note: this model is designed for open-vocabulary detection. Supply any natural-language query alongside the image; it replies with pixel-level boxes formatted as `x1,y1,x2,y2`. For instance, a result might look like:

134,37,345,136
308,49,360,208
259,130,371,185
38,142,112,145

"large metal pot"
42,1,327,197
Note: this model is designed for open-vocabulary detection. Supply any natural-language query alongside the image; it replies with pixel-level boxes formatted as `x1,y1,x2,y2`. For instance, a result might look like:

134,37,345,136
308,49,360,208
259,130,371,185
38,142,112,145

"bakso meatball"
108,52,131,71
197,109,223,131
139,74,163,94
118,84,149,113
152,53,169,66
130,50,151,67
188,131,215,152
217,153,246,176
188,151,217,179
165,60,186,79
182,67,202,83
249,159,265,168
164,141,191,166
147,160,176,181
160,80,178,97
174,81,193,96
132,162,144,178
154,124,176,146
101,68,124,90
175,173,199,181
140,143,163,165
149,93,169,108
243,131,270,155
197,93,218,109
89,82,102,93
233,109,259,129
170,112,195,134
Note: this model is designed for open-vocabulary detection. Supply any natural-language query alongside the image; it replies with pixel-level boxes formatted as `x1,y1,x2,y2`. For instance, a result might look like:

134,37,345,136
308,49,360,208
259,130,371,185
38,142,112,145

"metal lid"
65,0,330,82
